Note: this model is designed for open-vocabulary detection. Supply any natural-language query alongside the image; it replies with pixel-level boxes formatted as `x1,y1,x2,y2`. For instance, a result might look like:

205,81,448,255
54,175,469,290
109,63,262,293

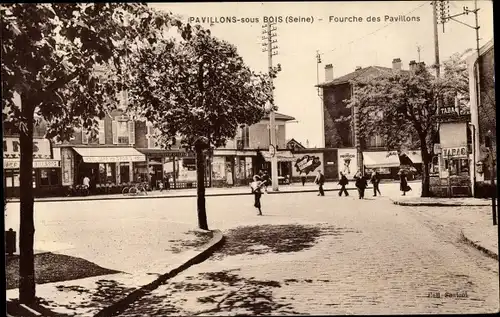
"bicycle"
122,182,148,196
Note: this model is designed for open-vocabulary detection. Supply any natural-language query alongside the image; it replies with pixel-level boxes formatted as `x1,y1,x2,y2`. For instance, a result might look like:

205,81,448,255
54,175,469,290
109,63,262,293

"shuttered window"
98,120,105,144
128,120,135,145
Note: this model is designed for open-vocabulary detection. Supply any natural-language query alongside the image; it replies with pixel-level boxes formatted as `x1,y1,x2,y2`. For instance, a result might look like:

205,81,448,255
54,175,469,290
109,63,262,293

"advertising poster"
337,148,358,180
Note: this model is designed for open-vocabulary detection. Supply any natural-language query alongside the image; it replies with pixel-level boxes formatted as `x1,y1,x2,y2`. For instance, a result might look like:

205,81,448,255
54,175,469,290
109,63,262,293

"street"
5,182,499,315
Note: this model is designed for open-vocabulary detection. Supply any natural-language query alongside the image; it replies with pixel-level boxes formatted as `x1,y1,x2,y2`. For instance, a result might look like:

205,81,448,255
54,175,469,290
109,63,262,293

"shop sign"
3,137,52,159
4,160,59,169
294,155,321,175
82,155,145,163
439,107,459,116
442,146,467,158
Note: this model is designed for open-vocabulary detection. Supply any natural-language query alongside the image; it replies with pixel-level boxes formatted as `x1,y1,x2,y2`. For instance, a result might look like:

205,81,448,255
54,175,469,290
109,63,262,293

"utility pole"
417,45,421,63
262,22,279,191
432,1,440,79
316,51,325,148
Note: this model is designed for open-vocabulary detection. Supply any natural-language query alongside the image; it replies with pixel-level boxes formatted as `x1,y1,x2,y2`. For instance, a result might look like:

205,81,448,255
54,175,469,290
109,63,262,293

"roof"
286,138,306,149
263,112,296,121
317,66,410,88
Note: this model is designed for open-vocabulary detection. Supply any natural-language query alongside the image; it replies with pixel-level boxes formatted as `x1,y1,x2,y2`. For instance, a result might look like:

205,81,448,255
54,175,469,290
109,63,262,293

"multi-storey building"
3,107,297,196
316,59,424,180
467,39,495,196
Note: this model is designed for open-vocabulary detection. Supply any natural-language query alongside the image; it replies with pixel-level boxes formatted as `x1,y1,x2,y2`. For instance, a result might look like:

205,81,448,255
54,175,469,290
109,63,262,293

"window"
117,121,129,144
113,118,135,145
147,125,161,149
242,126,250,148
444,158,470,176
39,168,59,186
368,134,385,148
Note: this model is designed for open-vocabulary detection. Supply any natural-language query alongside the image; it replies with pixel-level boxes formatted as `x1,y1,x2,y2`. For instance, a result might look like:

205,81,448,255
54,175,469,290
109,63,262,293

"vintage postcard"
3,1,498,316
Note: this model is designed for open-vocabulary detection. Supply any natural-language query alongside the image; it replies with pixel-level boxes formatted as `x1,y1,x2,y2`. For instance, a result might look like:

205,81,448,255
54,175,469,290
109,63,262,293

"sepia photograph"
2,1,498,315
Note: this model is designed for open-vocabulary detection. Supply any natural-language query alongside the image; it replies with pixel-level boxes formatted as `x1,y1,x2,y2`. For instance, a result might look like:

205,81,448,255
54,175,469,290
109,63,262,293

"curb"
7,187,369,203
392,199,490,207
460,231,498,261
93,229,225,317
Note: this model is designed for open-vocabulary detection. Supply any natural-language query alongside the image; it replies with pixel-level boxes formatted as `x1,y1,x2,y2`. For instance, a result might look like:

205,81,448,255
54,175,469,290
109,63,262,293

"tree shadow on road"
212,223,360,260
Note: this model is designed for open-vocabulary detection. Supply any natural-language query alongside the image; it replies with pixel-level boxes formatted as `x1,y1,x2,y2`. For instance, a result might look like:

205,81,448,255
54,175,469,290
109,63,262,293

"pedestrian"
261,170,271,193
165,175,170,190
300,170,307,186
338,172,349,197
399,169,411,196
371,171,381,196
355,173,368,199
159,180,164,192
314,170,325,196
82,175,91,196
250,175,264,215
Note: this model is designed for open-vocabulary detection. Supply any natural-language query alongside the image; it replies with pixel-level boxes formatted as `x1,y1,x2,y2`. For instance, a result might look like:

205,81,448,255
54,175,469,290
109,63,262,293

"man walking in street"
300,171,307,186
338,172,349,197
314,170,325,196
354,171,367,199
370,171,381,196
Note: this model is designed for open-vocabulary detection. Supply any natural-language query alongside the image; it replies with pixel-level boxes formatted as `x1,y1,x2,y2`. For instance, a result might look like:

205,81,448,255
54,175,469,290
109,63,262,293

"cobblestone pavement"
116,193,499,315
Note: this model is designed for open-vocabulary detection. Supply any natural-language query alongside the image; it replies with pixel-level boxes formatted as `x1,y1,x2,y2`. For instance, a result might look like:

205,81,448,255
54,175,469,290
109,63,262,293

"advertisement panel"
337,148,358,180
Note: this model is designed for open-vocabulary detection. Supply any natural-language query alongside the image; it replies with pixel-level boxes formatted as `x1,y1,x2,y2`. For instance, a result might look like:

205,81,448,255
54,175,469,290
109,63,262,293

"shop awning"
262,150,296,162
363,151,401,168
401,150,422,164
73,147,146,163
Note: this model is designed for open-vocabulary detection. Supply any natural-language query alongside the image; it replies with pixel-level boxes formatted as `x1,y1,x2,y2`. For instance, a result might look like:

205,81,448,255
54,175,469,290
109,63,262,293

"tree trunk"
19,96,36,304
195,145,208,230
420,145,431,198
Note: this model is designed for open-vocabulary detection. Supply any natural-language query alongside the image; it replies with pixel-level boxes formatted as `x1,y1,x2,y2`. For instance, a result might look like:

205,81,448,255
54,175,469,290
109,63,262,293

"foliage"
1,3,190,139
126,26,275,150
345,53,471,196
0,3,190,303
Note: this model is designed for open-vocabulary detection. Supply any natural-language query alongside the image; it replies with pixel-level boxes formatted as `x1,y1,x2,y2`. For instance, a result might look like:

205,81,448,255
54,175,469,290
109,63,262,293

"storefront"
68,146,146,190
3,137,62,197
363,150,402,180
261,150,296,184
137,148,210,189
211,150,256,187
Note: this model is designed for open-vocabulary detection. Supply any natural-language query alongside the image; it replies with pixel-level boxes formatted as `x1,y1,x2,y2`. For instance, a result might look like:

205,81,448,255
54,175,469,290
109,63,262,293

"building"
316,59,423,180
55,109,146,193
3,118,62,197
467,39,496,196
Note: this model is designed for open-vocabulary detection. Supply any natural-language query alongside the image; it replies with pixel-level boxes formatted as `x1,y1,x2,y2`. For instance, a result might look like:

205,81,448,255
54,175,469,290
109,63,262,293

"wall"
323,83,353,148
439,122,467,148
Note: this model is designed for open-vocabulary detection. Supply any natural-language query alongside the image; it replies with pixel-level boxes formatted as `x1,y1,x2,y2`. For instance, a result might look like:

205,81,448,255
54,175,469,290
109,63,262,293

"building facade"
4,109,298,197
467,39,496,197
317,59,423,180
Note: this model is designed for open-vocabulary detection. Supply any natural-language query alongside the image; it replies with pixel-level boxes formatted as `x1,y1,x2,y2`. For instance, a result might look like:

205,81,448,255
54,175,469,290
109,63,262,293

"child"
250,175,264,215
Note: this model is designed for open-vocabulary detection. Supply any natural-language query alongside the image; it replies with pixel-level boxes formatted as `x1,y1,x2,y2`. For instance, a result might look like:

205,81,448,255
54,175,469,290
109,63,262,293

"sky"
149,1,494,148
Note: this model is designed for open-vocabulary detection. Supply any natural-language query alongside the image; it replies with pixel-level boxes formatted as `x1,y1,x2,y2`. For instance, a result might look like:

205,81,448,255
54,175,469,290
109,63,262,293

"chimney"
355,66,362,71
392,58,402,72
325,64,333,82
409,60,417,73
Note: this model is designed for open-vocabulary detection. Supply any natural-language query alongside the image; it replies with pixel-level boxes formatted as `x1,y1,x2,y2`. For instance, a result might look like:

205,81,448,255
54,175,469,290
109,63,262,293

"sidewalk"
391,196,498,259
6,182,370,203
6,229,224,317
392,196,492,207
462,225,499,259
